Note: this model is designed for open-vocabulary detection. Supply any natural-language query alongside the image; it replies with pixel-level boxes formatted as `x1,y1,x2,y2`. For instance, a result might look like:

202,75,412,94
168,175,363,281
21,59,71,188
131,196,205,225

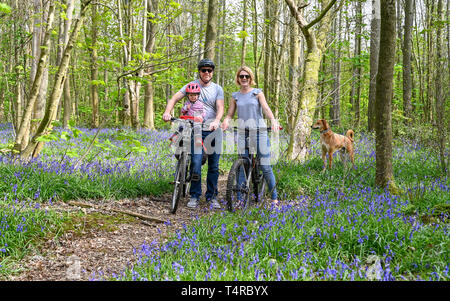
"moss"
431,204,450,216
60,211,138,236
388,180,404,195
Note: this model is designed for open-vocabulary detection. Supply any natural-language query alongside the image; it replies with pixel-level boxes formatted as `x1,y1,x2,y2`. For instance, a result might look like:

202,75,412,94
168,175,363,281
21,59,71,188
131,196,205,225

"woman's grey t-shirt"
179,79,224,125
232,88,267,128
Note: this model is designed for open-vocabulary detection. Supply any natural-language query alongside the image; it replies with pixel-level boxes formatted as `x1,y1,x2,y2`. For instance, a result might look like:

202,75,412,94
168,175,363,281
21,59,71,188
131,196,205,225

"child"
181,82,204,121
170,82,207,164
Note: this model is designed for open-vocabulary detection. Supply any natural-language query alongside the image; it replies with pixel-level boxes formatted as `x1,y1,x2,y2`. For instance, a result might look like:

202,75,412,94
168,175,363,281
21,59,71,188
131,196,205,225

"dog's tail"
346,129,354,142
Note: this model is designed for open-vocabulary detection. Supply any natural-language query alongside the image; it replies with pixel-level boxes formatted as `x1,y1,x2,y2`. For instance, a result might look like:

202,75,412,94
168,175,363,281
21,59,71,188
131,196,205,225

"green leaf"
36,134,58,142
0,3,12,14
66,149,80,158
90,80,105,86
237,30,249,39
60,132,71,141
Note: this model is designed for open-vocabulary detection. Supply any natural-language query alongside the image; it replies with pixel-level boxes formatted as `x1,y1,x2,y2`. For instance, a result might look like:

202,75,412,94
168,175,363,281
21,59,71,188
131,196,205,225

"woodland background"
0,0,448,178
0,0,449,281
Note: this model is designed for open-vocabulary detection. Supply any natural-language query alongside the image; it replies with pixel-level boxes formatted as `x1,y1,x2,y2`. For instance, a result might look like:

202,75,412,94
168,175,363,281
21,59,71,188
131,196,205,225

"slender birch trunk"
90,2,99,128
143,0,158,130
368,0,380,132
20,0,92,159
62,0,75,128
13,3,55,153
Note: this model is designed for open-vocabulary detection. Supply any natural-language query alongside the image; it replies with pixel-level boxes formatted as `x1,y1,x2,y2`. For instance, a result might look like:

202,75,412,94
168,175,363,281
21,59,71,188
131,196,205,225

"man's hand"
220,118,230,131
162,112,172,122
209,119,220,131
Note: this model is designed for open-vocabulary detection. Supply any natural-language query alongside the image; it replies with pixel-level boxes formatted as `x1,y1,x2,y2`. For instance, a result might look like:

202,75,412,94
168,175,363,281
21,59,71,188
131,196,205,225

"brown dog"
311,119,355,170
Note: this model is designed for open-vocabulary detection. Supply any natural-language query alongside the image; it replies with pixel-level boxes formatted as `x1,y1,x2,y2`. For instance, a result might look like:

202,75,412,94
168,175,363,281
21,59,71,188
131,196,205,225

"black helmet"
197,58,215,70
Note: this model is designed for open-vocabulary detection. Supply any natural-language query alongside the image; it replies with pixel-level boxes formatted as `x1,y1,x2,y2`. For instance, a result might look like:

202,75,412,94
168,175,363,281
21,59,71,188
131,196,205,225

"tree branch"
305,0,338,31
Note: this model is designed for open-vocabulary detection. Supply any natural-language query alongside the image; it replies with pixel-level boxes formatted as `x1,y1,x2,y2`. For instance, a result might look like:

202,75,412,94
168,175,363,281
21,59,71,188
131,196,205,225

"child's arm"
181,102,190,114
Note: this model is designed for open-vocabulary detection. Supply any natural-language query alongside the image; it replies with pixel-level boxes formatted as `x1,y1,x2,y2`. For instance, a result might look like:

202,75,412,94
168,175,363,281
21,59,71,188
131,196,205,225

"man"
163,58,224,209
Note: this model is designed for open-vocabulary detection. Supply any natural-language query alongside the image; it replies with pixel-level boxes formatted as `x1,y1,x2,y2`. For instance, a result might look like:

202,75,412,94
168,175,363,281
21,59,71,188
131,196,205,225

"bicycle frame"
225,127,273,211
168,116,207,213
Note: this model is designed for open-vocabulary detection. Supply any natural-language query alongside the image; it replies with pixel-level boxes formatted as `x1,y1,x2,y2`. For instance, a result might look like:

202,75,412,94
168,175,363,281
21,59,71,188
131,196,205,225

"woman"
221,66,280,206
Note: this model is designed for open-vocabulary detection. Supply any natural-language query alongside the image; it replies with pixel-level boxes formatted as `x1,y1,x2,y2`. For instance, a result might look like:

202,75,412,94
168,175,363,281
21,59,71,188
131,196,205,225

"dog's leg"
321,150,327,171
339,151,346,166
350,151,355,169
328,152,333,169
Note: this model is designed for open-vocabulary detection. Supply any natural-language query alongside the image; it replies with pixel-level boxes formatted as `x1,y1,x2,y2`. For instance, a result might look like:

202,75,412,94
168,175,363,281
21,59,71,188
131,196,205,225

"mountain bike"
225,127,280,212
168,116,206,214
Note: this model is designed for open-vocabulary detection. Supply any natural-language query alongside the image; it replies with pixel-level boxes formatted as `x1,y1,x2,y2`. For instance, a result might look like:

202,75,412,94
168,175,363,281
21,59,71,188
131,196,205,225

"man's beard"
199,75,211,85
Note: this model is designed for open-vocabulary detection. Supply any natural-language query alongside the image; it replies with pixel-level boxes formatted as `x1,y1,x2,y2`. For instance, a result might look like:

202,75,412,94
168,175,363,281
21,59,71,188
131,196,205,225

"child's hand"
194,116,203,123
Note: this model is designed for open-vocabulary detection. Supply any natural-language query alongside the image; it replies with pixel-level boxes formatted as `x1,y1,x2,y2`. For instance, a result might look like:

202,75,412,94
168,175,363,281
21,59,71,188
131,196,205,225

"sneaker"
187,198,198,208
209,198,221,209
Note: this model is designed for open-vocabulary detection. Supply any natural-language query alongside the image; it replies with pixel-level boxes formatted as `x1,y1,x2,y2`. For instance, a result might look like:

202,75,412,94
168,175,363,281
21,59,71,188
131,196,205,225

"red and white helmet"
186,82,201,94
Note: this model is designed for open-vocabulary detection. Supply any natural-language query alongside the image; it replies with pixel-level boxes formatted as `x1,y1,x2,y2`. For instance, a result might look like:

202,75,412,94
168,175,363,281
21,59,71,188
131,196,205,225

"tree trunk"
424,0,434,123
270,2,280,118
375,0,396,189
288,7,301,134
204,0,218,60
90,2,99,128
240,0,247,66
368,0,380,132
62,0,75,129
351,0,362,127
117,0,131,127
251,0,259,87
20,0,92,160
143,0,158,130
434,0,447,174
13,3,55,153
219,0,227,87
402,0,413,122
263,0,272,98
285,0,338,161
330,8,342,127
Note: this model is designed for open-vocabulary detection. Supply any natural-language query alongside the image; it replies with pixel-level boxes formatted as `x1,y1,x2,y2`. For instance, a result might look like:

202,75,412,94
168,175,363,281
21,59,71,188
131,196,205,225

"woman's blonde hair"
235,66,255,86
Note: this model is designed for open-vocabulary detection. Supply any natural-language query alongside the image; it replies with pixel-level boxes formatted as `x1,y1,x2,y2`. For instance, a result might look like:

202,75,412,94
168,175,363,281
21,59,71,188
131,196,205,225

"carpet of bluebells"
0,122,448,280
0,123,175,273
101,128,448,281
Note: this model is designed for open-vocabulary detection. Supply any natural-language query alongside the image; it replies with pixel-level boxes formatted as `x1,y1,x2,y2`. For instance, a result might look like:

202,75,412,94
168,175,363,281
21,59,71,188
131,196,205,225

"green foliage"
0,3,11,15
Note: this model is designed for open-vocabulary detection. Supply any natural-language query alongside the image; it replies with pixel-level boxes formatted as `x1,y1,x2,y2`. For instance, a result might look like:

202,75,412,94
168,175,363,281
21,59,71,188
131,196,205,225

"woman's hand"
271,119,280,133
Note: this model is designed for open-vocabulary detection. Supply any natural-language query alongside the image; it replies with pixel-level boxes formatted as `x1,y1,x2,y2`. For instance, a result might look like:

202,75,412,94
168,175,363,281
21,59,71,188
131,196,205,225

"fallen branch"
67,200,166,224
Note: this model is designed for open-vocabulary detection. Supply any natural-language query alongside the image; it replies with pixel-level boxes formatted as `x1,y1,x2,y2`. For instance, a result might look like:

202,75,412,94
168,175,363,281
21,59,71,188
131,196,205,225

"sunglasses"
239,74,251,79
200,68,213,73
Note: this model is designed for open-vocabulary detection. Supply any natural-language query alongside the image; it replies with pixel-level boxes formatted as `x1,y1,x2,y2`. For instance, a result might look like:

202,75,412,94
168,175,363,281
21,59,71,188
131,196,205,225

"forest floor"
9,175,229,281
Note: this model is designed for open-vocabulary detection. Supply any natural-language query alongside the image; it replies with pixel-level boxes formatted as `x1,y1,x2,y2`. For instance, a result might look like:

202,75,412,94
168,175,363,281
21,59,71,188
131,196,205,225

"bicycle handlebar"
229,126,283,132
170,116,195,123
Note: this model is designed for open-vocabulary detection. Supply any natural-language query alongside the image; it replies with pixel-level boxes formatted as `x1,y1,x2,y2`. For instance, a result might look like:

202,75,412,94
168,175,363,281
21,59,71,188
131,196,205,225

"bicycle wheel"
226,158,253,212
253,166,267,205
170,153,186,214
183,155,191,198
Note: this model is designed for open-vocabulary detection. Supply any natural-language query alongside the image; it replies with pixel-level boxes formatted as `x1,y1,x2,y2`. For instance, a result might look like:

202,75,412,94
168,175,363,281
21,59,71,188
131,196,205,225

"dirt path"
8,175,229,281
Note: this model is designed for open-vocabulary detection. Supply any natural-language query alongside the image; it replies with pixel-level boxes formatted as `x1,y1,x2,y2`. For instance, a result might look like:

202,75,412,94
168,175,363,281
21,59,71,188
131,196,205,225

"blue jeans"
189,130,222,201
237,132,278,201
